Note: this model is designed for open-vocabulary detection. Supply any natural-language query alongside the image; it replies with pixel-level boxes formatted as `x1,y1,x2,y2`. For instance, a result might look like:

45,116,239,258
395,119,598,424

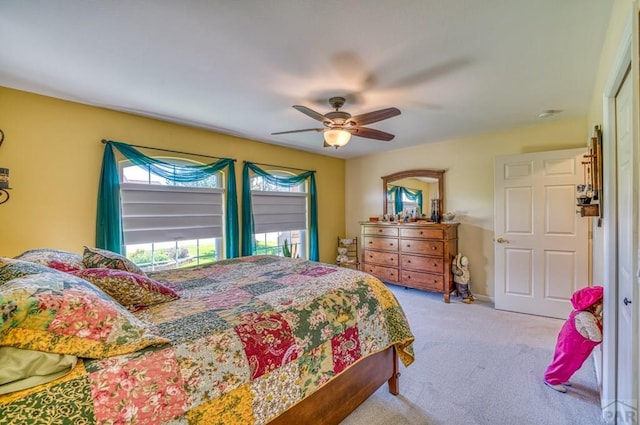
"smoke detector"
537,109,563,118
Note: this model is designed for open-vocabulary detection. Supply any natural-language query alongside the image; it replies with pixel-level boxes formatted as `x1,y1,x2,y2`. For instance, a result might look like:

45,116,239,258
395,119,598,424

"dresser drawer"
401,270,444,292
363,226,399,237
364,250,399,267
399,227,444,239
364,236,398,251
401,254,443,273
363,264,399,283
400,239,443,256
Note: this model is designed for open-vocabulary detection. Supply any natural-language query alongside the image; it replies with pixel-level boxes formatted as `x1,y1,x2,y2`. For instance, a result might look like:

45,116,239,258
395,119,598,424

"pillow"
13,249,84,272
47,260,84,273
83,246,145,276
0,258,169,358
0,346,77,395
0,257,52,285
69,268,179,311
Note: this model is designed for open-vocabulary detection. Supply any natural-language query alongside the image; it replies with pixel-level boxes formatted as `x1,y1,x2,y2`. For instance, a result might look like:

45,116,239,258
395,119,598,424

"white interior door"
494,148,589,319
613,67,638,421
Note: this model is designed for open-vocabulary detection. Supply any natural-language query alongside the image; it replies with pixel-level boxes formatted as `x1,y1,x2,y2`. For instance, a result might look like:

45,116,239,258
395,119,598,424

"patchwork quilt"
0,256,415,425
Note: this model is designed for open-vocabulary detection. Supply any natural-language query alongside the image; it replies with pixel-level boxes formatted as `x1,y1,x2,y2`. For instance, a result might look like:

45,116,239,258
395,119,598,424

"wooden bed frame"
268,346,400,425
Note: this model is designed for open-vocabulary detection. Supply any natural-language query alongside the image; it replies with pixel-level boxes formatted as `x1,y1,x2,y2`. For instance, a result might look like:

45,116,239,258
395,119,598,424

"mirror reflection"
382,169,445,221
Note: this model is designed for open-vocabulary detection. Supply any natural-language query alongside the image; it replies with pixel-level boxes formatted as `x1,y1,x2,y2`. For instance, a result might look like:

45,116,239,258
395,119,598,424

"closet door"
613,67,637,422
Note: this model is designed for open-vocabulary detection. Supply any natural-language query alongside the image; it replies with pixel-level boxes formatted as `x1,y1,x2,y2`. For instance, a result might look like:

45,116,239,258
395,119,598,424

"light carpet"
341,286,605,425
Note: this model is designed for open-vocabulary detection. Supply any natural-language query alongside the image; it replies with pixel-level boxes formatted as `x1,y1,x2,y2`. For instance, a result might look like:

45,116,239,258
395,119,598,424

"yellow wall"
0,87,345,263
345,116,587,297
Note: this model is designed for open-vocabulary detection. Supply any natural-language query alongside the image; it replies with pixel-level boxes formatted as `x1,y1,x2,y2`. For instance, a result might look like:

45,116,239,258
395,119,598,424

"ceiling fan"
272,97,401,148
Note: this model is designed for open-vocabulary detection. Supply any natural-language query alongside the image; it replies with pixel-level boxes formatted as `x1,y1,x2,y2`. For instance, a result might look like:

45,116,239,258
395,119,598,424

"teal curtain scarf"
241,162,318,261
96,141,239,257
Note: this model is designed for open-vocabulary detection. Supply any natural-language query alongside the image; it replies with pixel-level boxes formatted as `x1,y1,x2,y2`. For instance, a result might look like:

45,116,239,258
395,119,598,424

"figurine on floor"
452,253,474,303
336,247,349,264
544,285,603,393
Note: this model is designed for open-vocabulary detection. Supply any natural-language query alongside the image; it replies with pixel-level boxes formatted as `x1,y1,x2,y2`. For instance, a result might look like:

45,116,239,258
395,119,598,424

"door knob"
496,237,509,244
624,297,632,306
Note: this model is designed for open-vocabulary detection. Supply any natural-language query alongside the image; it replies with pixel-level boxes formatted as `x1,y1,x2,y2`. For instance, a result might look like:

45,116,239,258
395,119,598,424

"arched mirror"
382,169,445,220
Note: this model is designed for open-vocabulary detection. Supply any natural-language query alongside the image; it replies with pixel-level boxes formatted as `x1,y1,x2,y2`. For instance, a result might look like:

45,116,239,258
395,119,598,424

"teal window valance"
387,186,423,215
241,162,318,261
96,141,239,257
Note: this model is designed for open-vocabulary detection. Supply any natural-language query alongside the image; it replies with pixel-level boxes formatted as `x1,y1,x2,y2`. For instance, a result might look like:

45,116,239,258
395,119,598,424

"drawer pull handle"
420,231,423,235
433,263,438,267
406,244,411,248
407,260,411,263
431,246,437,250
390,258,394,261
369,241,372,244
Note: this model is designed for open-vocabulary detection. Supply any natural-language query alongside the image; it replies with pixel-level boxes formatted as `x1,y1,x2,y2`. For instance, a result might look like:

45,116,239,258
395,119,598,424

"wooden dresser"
361,222,459,302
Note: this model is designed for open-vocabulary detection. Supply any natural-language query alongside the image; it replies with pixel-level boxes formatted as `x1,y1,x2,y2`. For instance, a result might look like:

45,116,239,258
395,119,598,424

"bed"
0,251,414,425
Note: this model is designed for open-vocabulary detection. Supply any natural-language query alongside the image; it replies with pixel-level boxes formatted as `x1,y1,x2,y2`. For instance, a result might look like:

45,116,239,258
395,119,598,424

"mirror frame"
381,169,446,219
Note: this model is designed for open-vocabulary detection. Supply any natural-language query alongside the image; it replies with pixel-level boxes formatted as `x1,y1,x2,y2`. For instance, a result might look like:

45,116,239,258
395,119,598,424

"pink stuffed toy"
544,285,603,393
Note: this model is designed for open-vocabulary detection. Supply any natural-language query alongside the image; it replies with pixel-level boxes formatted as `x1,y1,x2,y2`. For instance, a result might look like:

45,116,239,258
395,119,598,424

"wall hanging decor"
577,125,603,225
0,129,9,205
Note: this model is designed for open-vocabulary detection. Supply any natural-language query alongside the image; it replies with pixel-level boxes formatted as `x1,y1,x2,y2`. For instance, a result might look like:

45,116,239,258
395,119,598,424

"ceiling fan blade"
331,51,374,88
349,107,401,126
348,126,395,141
293,105,331,123
271,128,324,135
385,58,472,90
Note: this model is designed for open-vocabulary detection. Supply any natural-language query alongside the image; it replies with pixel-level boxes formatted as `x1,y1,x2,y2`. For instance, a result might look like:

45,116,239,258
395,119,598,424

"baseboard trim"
472,294,493,304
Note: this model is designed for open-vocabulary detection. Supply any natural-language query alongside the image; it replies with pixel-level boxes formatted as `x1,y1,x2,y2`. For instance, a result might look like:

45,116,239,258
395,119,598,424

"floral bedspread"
0,256,415,425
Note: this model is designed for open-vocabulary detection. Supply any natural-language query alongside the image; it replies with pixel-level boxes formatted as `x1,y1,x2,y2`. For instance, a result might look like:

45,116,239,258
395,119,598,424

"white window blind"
121,183,224,244
251,191,307,233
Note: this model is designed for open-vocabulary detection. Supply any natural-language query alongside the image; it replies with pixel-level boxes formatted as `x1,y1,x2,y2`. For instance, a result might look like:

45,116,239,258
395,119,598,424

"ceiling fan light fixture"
324,129,351,148
272,97,400,148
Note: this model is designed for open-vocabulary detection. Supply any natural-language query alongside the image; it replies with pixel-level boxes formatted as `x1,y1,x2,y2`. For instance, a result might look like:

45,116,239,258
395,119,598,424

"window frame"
248,171,309,259
118,157,227,271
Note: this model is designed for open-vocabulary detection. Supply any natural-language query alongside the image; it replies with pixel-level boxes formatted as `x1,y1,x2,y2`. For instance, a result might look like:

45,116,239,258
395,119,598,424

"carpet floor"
340,286,605,425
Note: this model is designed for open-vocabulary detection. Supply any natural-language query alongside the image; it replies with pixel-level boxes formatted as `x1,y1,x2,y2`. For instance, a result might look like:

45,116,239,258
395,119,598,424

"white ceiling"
0,1,613,159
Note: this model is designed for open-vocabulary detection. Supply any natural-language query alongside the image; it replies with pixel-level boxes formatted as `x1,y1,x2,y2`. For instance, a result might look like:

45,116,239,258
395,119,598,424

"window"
119,158,225,271
387,190,395,215
249,173,307,259
401,192,419,215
